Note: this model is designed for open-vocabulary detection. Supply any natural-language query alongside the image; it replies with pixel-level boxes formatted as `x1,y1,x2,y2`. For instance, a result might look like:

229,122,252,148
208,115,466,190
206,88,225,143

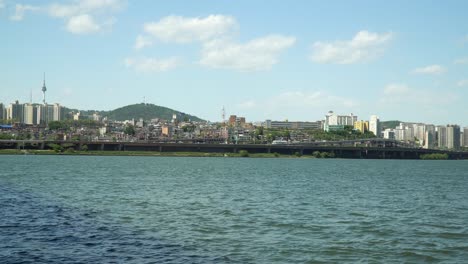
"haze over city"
1,0,467,125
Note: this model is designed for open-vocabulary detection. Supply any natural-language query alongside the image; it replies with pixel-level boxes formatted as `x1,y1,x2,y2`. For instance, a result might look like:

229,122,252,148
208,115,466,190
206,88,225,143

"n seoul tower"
42,73,47,104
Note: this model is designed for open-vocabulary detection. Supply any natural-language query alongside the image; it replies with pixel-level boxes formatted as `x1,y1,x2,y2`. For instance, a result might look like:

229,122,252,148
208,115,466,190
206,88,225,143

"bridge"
2,139,467,159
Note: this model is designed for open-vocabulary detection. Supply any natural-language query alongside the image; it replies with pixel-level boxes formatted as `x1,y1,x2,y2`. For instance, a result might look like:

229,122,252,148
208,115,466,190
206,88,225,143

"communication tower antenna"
222,106,226,124
41,72,47,104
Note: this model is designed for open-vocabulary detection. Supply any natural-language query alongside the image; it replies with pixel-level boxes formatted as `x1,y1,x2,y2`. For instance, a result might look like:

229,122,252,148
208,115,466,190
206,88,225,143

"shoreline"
0,149,458,160
0,149,307,158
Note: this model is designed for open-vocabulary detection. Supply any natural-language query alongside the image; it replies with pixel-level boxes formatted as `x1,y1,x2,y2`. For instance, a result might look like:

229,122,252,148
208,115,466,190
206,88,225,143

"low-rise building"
264,120,321,129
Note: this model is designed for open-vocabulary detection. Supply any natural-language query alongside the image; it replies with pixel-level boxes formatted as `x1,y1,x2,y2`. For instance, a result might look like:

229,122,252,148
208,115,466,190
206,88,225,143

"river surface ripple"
1,156,467,263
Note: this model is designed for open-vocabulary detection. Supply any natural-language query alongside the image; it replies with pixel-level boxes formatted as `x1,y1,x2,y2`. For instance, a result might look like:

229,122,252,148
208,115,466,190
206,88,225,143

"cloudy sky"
1,0,467,125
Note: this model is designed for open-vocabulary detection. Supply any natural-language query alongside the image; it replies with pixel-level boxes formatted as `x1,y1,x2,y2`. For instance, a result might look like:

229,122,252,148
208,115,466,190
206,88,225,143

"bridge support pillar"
100,144,104,151
159,146,163,152
40,142,45,150
267,148,271,153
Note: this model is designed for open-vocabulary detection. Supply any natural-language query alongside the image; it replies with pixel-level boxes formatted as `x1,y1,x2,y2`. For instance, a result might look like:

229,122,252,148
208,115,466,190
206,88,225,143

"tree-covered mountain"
65,103,205,122
380,120,401,129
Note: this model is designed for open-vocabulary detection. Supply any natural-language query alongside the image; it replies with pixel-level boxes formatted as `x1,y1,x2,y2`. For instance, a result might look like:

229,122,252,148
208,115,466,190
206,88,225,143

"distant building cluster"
382,123,466,150
0,75,467,150
228,115,246,127
0,74,64,125
0,101,63,125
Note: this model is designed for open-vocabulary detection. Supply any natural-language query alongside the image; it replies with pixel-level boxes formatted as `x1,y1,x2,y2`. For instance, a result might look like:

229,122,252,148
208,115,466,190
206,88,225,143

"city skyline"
1,0,468,125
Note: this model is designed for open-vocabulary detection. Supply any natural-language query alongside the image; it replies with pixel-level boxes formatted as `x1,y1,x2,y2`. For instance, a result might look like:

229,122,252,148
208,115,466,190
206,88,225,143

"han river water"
1,155,467,263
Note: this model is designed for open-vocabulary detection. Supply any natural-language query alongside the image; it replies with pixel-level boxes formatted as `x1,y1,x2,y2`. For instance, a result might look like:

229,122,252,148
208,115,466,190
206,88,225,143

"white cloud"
10,4,39,21
48,3,79,18
124,57,181,73
134,35,153,50
47,0,123,18
383,83,410,95
63,87,73,96
200,35,296,71
0,0,5,9
463,35,468,44
10,0,123,34
310,30,393,64
235,90,359,120
237,100,256,109
268,91,358,108
457,79,468,87
412,64,446,75
454,57,468,65
133,15,295,72
143,15,237,44
66,14,100,34
381,83,456,106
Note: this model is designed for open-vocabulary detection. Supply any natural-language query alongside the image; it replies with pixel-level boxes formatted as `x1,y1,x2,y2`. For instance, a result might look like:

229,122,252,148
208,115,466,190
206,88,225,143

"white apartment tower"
324,111,357,131
53,103,62,121
23,103,35,125
369,115,380,137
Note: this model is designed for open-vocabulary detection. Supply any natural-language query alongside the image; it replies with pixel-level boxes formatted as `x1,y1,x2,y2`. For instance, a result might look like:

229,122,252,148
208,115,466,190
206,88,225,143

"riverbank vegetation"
420,153,449,160
0,149,297,158
259,125,376,143
0,149,341,159
0,149,460,160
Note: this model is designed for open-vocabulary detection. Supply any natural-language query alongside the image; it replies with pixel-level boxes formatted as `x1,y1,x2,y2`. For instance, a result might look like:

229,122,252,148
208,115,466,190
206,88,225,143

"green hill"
104,103,204,122
381,120,401,129
64,103,205,122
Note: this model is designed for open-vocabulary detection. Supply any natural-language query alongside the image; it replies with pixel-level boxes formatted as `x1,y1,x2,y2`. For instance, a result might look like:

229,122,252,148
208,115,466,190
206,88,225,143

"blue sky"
1,0,467,125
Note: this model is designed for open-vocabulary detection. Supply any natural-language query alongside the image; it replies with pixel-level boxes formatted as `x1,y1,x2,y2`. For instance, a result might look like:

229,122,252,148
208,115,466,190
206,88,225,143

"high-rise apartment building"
23,103,35,125
382,128,395,139
464,127,468,147
53,103,62,121
0,103,5,120
369,115,380,137
437,126,447,148
6,101,23,123
461,131,464,148
424,130,436,149
354,120,369,133
39,104,55,125
324,111,357,131
446,125,461,150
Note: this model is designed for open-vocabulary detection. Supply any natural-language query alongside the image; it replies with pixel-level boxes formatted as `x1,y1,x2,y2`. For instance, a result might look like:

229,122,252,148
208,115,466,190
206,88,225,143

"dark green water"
1,155,468,263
